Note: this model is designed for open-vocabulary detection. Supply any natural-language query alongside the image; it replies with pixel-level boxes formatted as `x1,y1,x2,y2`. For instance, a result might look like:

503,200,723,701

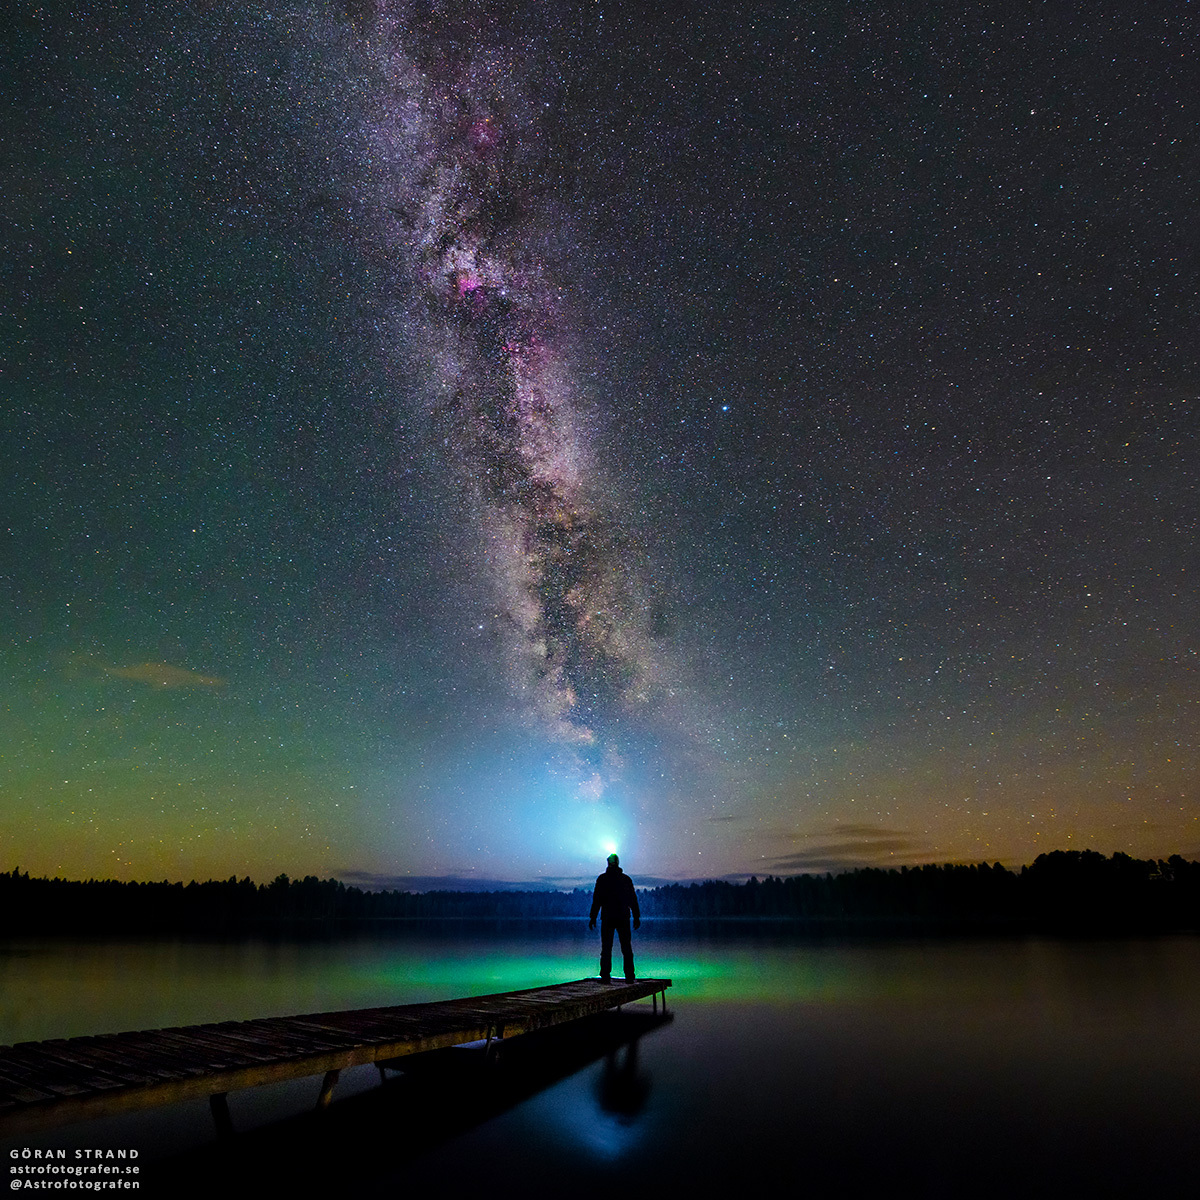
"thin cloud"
544,874,681,889
830,824,919,840
103,662,226,690
339,871,566,893
770,846,932,874
339,870,682,893
769,823,930,874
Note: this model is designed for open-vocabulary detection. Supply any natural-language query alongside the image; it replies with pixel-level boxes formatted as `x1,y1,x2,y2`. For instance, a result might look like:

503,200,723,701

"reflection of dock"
163,1002,673,1191
0,977,670,1137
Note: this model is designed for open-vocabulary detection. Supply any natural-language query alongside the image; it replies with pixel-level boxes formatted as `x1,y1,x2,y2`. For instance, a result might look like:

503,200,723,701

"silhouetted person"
589,853,640,981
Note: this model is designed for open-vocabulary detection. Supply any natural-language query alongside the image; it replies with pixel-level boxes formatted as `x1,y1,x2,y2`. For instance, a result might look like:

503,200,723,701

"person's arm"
589,877,602,927
628,877,640,926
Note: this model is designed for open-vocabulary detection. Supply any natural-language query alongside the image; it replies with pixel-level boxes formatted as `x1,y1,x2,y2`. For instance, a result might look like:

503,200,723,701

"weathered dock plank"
0,977,670,1137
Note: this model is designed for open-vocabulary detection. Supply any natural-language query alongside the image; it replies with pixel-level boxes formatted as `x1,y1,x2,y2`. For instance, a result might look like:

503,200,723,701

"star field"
1,0,1197,887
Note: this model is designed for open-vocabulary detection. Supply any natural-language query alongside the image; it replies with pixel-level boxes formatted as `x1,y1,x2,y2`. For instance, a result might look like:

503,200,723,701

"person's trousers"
600,917,634,980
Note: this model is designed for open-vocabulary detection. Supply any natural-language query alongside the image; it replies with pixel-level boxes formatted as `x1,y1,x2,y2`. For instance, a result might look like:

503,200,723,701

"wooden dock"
0,977,670,1137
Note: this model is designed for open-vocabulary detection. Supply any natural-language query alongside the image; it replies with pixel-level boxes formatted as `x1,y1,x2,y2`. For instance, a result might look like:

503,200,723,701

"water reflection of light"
373,947,592,1001
546,1068,647,1162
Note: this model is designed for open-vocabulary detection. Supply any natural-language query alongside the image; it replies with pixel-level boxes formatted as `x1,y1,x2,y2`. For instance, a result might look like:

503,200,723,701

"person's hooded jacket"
590,863,640,924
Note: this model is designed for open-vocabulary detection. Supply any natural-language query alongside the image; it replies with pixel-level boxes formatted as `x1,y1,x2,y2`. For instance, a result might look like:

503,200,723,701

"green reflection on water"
11,931,1190,1045
356,940,860,1007
1,933,856,1043
369,952,591,998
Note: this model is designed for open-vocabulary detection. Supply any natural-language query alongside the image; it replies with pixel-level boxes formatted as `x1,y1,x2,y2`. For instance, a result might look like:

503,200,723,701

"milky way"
351,1,663,796
7,0,1196,885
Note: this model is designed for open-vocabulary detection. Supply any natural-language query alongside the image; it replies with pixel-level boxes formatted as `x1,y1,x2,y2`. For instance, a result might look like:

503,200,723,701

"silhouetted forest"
2,851,1199,934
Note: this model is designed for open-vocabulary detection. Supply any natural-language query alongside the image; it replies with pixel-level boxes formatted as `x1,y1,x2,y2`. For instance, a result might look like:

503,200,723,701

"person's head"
607,852,620,868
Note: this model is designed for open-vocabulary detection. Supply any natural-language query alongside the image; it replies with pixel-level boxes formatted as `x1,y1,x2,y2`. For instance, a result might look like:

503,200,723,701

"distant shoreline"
4,851,1198,935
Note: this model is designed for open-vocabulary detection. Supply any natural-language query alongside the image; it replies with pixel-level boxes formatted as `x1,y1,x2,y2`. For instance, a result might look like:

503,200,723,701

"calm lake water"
3,925,1198,1196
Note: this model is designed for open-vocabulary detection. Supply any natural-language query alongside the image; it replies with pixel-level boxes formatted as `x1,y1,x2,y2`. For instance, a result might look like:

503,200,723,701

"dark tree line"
2,850,1198,934
0,870,589,931
638,852,1200,928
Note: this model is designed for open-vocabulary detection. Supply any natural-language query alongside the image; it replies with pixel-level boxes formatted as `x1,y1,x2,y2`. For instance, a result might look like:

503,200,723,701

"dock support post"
660,989,667,1013
316,1069,340,1109
209,1092,234,1138
485,1023,503,1065
653,992,658,1014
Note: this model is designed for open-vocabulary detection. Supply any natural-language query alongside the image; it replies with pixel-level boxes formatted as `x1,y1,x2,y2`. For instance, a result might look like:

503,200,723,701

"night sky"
3,0,1197,889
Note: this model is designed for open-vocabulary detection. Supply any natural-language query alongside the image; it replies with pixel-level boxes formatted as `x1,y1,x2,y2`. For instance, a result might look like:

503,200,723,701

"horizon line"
6,847,1197,894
